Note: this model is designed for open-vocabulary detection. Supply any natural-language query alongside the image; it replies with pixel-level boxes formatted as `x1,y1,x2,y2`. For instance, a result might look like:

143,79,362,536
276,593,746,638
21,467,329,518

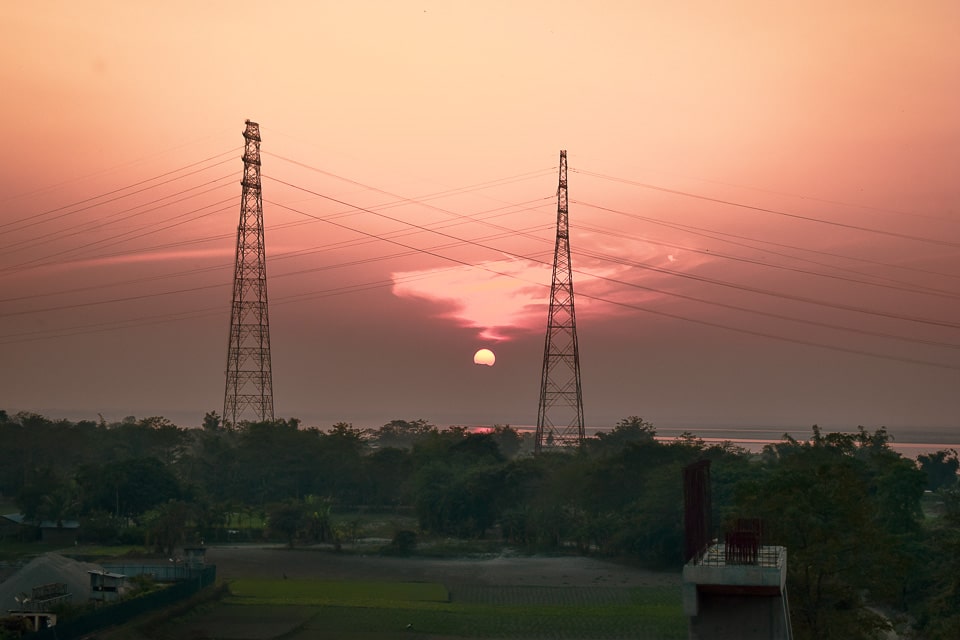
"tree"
364,447,414,506
916,487,960,638
202,411,222,432
233,420,320,503
314,423,367,503
16,468,67,523
414,462,505,537
735,428,922,640
103,417,187,463
38,481,80,529
79,510,124,544
267,501,309,548
145,500,195,555
448,433,505,466
589,416,657,455
490,425,523,459
740,451,882,637
917,449,959,491
374,419,436,449
303,495,334,544
77,457,181,519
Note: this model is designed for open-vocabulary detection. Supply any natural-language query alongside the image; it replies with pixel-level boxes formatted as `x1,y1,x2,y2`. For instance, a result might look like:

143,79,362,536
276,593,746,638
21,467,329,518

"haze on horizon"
2,2,958,435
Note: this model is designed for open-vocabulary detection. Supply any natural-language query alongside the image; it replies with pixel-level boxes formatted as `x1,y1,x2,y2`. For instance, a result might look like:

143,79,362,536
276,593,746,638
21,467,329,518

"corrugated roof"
1,513,79,529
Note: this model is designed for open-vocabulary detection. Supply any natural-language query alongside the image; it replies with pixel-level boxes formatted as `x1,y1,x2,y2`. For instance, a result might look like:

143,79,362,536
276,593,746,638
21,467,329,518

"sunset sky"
3,1,959,438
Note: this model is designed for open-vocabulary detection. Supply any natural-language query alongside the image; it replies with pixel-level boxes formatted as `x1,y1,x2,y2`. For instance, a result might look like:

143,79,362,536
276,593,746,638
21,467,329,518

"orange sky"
2,1,959,435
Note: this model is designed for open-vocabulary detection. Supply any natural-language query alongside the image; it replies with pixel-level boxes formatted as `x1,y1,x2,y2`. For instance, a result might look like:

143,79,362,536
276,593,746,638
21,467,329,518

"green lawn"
168,577,686,639
0,541,151,561
227,578,450,606
0,541,67,561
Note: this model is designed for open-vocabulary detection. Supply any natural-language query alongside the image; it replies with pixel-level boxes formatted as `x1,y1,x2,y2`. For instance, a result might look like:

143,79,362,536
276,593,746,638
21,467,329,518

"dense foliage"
0,409,957,638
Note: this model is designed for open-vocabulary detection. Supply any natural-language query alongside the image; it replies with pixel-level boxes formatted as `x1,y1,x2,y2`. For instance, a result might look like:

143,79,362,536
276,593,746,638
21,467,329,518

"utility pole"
223,120,274,427
536,150,584,452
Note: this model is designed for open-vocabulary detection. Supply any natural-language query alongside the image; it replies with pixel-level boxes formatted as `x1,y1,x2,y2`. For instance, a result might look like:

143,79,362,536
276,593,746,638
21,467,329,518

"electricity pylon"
223,119,275,426
536,150,584,452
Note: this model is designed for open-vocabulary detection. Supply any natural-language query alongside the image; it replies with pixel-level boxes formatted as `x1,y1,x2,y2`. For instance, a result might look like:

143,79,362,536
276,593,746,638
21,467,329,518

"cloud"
391,254,652,341
392,258,548,341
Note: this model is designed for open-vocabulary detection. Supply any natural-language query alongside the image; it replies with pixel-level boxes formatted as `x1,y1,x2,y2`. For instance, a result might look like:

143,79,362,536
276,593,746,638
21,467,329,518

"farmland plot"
167,579,685,640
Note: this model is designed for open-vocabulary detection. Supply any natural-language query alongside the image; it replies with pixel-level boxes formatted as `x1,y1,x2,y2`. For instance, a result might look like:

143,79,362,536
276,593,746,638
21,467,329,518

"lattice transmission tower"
223,119,275,427
535,150,584,452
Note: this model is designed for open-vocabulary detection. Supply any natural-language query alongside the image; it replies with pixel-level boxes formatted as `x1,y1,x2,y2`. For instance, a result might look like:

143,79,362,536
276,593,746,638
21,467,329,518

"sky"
2,1,959,439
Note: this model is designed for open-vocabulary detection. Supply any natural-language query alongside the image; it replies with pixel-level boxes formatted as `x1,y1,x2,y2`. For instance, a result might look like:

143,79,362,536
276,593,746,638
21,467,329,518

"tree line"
0,409,958,639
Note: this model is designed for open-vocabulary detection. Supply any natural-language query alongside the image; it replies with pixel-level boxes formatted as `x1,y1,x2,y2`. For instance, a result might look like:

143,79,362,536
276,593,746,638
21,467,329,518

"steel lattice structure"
535,150,584,452
683,459,712,563
223,120,275,426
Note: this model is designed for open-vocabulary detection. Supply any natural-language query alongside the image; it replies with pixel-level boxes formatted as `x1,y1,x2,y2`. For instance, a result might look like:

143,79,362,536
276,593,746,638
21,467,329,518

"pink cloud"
391,254,655,341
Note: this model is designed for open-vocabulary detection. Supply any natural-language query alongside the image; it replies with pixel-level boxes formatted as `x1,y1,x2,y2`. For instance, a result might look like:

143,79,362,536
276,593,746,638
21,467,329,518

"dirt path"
206,545,681,588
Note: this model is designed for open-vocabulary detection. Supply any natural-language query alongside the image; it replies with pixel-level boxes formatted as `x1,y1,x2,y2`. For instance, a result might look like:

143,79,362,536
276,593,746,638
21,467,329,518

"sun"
473,348,496,367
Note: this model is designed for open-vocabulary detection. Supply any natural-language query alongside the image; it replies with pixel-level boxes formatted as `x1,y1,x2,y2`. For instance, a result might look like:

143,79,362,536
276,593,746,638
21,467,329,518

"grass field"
162,577,687,639
0,541,152,562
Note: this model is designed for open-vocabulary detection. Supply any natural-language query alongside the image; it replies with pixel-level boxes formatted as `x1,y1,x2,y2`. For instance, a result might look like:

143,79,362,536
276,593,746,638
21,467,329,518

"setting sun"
473,348,496,367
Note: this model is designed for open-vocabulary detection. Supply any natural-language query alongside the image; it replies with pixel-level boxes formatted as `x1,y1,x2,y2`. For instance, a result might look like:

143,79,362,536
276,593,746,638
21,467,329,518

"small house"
89,570,128,603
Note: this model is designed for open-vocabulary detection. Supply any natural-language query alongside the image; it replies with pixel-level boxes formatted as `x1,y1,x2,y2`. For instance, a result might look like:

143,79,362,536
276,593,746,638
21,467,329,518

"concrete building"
682,461,792,640
682,530,792,639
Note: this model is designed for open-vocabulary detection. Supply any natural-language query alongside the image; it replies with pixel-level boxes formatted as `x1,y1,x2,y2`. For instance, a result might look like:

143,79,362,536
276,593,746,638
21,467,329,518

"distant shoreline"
7,408,956,457
648,425,959,457
522,424,959,457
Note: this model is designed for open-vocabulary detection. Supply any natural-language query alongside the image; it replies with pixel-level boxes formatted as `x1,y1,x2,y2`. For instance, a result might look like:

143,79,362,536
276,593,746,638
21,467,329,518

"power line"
601,165,958,225
0,265,500,345
1,176,235,256
0,281,226,319
0,150,238,234
1,129,237,206
264,150,554,204
576,222,960,302
575,199,960,284
0,199,237,275
577,245,960,330
4,183,956,371
4,158,956,374
0,197,550,301
0,203,551,318
575,289,960,372
264,173,553,250
263,184,960,370
573,168,960,249
270,175,960,331
575,246,960,350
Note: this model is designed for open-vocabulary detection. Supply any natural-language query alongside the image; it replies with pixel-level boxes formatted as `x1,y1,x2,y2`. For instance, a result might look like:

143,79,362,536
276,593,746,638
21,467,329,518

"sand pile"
0,553,104,612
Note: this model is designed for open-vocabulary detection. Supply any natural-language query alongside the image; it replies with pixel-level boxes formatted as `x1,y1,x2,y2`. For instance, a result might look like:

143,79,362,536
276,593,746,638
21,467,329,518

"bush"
79,511,123,544
119,525,146,546
383,529,417,555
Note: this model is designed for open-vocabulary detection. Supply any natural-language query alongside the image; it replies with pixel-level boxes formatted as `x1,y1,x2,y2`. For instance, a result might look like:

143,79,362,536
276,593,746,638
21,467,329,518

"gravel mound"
0,553,105,611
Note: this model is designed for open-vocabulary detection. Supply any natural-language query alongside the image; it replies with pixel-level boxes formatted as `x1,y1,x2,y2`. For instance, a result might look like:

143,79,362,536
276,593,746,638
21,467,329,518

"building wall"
689,592,791,640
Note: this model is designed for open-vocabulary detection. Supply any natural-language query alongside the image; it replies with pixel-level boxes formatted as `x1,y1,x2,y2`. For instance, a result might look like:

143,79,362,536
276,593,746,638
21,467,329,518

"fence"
25,566,216,640
692,542,784,569
100,563,195,583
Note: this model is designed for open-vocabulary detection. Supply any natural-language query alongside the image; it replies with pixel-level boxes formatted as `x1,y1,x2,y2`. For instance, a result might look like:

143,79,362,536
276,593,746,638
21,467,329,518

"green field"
227,578,450,607
0,541,152,562
160,577,686,639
